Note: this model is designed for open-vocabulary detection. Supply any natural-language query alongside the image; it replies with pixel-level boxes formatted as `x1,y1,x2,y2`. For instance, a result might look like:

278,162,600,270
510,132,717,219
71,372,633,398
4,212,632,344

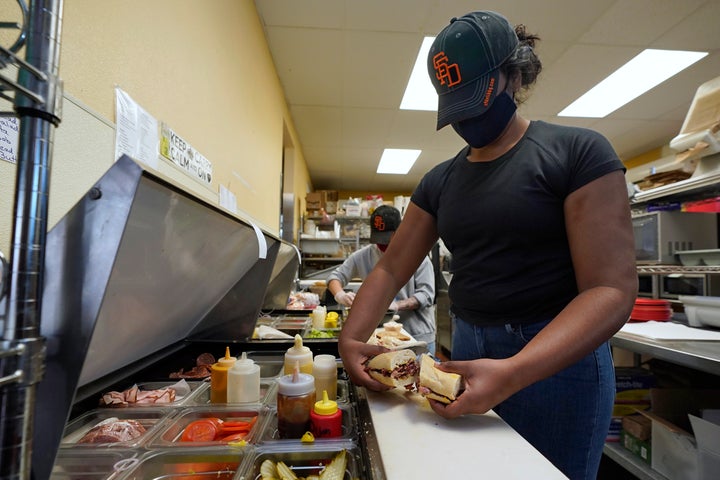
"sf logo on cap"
433,52,461,87
373,216,387,231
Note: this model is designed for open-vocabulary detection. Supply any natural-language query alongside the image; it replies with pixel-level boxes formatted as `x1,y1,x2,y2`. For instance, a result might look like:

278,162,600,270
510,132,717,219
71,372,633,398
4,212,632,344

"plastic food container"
98,380,205,408
245,444,361,480
146,405,265,447
61,408,173,448
679,295,720,328
245,351,286,378
51,450,141,480
265,379,349,408
191,379,276,406
258,405,355,444
117,448,247,480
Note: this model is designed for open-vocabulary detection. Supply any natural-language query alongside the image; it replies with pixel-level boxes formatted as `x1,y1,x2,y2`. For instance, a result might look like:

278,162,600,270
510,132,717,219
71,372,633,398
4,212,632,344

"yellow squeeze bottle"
210,346,237,403
284,334,313,375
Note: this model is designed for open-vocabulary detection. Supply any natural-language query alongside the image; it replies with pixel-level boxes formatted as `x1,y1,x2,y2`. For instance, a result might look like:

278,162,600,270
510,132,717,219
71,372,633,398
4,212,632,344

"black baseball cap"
370,205,401,244
427,11,519,130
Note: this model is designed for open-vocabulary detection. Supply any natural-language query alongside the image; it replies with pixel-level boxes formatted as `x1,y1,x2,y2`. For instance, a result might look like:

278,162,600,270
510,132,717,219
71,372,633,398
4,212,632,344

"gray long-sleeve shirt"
326,244,436,343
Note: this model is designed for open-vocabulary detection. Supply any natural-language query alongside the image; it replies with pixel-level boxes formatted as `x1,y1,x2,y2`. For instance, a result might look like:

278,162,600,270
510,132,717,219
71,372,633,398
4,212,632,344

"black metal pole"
0,1,63,479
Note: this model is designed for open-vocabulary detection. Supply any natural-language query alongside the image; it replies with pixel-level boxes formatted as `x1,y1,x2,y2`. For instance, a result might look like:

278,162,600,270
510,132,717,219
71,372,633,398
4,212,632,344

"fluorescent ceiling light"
377,149,421,174
558,49,707,118
400,36,437,111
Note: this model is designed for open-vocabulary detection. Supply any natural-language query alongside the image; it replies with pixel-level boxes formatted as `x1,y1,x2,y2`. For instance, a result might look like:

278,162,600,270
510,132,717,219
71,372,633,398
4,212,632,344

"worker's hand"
337,336,392,392
425,358,519,419
334,290,356,307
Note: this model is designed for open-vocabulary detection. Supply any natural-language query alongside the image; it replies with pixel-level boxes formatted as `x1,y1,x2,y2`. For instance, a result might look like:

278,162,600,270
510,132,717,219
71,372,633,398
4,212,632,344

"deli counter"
23,156,564,479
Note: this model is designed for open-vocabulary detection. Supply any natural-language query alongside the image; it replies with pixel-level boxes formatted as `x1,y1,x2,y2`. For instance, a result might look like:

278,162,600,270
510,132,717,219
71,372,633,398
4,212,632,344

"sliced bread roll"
418,354,462,404
366,349,419,390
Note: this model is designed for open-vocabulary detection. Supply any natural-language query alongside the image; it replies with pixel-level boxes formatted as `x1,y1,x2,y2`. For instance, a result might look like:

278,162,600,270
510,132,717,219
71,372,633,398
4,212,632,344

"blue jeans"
452,315,615,480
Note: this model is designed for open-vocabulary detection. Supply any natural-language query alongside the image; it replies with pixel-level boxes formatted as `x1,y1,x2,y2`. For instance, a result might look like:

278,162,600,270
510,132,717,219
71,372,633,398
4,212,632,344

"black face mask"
451,92,517,148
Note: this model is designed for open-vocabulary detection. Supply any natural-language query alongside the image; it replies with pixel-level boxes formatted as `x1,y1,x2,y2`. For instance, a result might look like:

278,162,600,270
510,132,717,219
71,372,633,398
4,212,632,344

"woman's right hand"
338,336,392,391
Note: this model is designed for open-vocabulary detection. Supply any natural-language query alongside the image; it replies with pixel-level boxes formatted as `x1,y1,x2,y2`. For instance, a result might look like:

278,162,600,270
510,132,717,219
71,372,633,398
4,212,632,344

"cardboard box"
306,192,322,211
608,368,655,441
640,389,720,480
623,413,651,441
319,190,338,202
620,429,651,465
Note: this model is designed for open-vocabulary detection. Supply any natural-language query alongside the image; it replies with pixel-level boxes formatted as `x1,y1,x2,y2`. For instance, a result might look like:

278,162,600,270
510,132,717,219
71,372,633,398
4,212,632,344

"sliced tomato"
218,416,257,435
180,419,221,442
218,431,248,442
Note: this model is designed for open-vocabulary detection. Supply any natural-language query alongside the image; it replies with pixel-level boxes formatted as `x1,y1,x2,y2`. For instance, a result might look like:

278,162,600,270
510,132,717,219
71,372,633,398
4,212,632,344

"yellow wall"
0,0,312,253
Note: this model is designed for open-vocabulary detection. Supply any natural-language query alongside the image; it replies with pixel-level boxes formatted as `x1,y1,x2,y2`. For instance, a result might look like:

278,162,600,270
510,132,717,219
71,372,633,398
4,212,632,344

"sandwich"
372,320,412,348
417,354,462,404
365,349,419,391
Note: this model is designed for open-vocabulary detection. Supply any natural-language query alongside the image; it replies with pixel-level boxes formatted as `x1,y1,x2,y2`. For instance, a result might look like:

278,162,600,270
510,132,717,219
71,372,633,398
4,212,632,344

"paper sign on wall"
160,123,212,185
114,87,159,168
0,117,20,164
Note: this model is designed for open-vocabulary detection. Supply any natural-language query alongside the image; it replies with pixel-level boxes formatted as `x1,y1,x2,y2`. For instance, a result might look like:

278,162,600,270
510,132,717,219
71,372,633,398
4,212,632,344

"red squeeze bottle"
310,390,342,438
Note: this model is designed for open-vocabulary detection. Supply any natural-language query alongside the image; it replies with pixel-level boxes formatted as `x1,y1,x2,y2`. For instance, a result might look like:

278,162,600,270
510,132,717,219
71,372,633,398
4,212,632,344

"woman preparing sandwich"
338,10,637,480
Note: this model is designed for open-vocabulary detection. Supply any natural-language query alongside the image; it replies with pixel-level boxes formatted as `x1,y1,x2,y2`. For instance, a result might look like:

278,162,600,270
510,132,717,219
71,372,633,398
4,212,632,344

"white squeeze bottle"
284,334,313,375
313,354,338,401
227,352,261,403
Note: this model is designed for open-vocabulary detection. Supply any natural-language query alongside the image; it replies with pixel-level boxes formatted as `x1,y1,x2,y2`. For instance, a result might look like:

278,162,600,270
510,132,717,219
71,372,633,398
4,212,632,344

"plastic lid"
326,311,339,320
230,352,259,373
217,346,237,367
286,334,311,356
277,368,315,396
313,354,337,374
314,390,338,415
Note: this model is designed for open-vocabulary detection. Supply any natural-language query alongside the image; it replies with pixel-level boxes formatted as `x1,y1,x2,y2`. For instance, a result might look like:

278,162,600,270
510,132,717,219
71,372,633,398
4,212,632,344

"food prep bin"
257,405,356,444
61,408,174,449
51,450,143,480
117,448,247,480
146,405,266,448
244,443,362,480
190,379,276,406
96,380,207,408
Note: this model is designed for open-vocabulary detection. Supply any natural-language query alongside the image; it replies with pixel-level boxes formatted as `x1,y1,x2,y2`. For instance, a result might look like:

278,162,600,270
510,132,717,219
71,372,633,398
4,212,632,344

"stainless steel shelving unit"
606,328,720,478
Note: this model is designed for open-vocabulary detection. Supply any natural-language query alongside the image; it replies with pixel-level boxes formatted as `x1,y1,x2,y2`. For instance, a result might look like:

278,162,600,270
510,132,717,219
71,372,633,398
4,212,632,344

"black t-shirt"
411,121,625,326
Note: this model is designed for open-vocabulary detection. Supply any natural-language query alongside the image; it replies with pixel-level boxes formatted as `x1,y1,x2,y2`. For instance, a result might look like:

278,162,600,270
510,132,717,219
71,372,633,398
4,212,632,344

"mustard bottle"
210,346,237,403
284,334,313,375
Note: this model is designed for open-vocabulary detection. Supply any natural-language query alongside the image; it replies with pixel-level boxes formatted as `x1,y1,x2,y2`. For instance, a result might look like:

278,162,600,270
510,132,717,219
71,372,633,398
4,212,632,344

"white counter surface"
365,388,568,479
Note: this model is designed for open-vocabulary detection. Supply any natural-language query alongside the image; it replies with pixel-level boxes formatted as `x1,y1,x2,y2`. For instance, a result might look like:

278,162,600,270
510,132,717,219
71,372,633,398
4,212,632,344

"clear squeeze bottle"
210,346,237,403
310,390,342,438
227,351,261,403
276,362,315,439
283,334,313,375
313,354,338,401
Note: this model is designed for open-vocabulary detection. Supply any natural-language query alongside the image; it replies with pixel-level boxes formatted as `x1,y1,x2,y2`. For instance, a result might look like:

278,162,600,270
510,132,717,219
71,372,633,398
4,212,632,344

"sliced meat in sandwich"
366,349,418,391
417,354,462,404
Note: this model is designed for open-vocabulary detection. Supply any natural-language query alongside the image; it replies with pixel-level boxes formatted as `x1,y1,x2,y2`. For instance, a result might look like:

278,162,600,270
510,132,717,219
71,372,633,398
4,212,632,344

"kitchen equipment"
33,156,300,472
632,210,717,264
660,273,720,299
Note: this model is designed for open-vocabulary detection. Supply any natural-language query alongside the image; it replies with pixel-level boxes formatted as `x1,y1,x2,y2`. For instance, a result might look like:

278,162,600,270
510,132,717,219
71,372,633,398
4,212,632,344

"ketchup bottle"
310,390,342,438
